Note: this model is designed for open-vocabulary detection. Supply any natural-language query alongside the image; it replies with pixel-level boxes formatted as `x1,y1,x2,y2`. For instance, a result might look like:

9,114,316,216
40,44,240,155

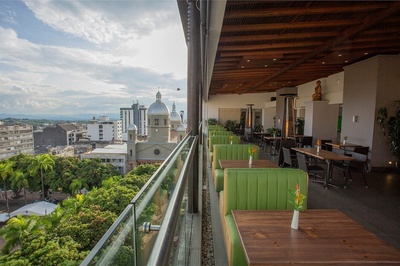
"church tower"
126,124,138,170
147,91,170,142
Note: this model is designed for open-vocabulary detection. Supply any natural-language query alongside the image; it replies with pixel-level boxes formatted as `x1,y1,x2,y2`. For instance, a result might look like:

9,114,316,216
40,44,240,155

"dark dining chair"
270,139,281,156
282,147,297,168
296,152,326,183
300,136,313,148
343,152,369,188
319,139,332,151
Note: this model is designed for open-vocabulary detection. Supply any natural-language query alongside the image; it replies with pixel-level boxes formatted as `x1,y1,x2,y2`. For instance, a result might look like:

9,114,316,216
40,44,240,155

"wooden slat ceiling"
210,1,400,96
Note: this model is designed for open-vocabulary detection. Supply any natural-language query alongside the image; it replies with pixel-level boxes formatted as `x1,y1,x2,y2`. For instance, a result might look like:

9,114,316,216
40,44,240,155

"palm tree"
69,178,88,196
0,161,13,211
0,214,42,255
28,154,55,201
11,170,29,205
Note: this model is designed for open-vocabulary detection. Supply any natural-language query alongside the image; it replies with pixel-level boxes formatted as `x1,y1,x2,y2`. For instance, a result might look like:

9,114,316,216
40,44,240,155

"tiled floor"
208,142,400,264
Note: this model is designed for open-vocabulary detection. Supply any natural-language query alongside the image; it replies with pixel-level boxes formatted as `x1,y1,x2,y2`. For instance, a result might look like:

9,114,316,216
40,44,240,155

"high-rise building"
120,101,147,141
87,116,122,142
0,121,34,160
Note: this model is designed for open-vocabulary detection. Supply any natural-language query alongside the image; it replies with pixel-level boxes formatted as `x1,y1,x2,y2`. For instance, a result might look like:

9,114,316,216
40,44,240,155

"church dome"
148,91,170,116
170,102,181,122
128,124,137,131
176,124,186,132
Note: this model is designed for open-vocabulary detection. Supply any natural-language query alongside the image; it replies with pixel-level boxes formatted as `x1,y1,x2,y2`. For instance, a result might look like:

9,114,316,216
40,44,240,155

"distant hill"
0,113,120,121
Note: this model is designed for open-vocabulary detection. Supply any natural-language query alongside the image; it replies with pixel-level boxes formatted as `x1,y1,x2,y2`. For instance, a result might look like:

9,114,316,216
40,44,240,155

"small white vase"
249,155,253,165
316,146,320,152
291,210,299,229
230,141,233,145
343,139,346,145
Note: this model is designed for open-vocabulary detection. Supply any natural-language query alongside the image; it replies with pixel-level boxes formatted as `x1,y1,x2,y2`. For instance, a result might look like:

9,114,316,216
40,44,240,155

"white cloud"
0,0,187,118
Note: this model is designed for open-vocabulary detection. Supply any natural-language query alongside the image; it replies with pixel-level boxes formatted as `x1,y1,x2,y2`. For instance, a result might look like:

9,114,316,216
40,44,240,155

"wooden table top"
219,159,278,169
232,209,400,265
264,136,282,141
292,147,354,161
326,142,362,149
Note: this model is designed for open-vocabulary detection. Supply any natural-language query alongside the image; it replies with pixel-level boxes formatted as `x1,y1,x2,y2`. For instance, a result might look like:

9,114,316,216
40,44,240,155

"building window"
130,149,132,156
164,119,167,125
155,118,159,125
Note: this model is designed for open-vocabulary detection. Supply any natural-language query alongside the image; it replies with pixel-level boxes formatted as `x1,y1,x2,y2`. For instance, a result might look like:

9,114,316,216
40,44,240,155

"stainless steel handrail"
147,135,198,265
80,132,192,265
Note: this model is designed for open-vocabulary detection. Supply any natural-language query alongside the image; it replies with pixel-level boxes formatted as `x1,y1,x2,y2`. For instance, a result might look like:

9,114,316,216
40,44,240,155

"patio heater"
245,104,254,142
279,88,297,139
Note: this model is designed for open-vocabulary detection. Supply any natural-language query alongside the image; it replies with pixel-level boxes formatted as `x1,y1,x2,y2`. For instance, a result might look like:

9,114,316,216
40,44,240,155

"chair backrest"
212,144,259,171
349,152,368,169
278,139,296,166
321,140,332,151
353,146,369,155
352,152,367,162
223,168,308,216
296,152,308,172
282,147,293,167
208,135,240,152
301,136,313,147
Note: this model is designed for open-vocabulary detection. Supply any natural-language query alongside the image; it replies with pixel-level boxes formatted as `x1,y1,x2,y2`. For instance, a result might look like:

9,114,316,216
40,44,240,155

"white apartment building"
82,143,127,174
87,116,122,142
0,121,34,160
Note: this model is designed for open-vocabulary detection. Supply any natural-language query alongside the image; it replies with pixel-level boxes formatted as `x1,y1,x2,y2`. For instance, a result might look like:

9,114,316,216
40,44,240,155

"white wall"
296,72,344,108
305,101,339,144
204,92,276,128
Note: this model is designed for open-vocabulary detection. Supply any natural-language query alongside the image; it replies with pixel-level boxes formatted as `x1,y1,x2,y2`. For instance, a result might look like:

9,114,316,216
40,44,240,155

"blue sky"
0,0,187,119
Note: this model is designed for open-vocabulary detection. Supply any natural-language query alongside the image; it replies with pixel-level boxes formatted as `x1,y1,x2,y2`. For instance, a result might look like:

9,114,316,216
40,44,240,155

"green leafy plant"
254,124,263,132
266,127,281,136
224,120,239,132
208,118,218,125
295,117,304,135
288,184,306,211
248,146,257,156
377,101,400,166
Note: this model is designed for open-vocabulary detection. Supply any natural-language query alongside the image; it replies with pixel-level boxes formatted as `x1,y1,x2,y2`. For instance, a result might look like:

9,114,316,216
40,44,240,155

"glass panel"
81,135,191,266
133,139,189,264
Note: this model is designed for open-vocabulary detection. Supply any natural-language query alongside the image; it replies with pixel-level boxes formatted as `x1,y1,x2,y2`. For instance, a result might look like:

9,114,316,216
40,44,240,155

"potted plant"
208,118,218,125
225,120,239,132
295,117,304,135
377,101,400,172
266,127,281,137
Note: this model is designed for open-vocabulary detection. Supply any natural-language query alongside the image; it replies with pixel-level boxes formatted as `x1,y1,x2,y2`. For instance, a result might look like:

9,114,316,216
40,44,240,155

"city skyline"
0,0,187,119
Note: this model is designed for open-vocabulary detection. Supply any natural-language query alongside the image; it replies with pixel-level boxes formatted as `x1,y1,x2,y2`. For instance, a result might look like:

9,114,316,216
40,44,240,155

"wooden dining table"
292,147,354,189
325,141,362,150
232,209,400,265
219,159,278,170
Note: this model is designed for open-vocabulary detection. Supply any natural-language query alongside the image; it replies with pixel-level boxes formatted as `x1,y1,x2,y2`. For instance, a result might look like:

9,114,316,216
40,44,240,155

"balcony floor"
201,140,400,265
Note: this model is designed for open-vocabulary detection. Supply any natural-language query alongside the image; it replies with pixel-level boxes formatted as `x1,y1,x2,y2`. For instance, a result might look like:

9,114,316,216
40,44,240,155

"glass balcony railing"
80,133,198,265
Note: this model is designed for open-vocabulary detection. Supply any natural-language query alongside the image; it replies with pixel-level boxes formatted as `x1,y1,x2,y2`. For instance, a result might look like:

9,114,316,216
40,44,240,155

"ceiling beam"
240,1,400,94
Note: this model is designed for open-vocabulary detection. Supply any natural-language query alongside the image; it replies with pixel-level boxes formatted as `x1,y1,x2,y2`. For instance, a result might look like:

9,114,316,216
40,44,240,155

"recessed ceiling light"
273,58,277,61
264,64,268,67
338,54,342,57
322,62,325,64
241,66,244,68
364,52,369,55
345,60,348,63
247,59,250,62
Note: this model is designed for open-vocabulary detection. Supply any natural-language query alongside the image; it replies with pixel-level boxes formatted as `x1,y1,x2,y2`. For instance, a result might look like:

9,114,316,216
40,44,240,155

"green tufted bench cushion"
221,168,308,266
212,144,260,192
209,135,240,162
